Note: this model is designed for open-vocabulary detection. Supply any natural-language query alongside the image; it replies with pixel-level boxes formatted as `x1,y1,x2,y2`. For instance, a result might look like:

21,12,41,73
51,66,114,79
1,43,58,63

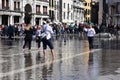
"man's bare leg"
51,49,54,60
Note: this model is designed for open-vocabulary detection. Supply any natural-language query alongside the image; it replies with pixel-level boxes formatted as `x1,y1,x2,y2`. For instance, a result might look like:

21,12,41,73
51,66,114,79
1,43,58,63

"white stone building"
54,0,60,23
59,0,74,24
73,0,85,24
0,0,49,25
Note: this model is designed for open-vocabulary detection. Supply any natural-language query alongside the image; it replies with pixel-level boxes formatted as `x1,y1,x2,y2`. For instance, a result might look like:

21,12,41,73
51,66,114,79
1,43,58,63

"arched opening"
24,4,32,24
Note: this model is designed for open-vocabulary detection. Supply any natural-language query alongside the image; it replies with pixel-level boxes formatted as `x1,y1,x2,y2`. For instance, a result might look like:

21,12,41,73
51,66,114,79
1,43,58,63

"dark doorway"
36,18,39,25
24,4,32,24
14,16,19,23
2,15,8,25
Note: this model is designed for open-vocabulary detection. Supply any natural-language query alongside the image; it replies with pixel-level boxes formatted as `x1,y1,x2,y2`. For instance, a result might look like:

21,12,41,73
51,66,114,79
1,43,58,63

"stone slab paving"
0,35,119,80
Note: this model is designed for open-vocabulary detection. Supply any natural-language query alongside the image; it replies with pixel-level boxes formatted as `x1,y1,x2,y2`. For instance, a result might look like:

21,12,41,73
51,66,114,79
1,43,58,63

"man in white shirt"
42,20,54,60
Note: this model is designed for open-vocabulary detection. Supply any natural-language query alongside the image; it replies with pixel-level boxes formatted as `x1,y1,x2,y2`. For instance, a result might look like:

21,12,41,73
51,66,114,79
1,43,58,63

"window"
18,2,20,9
14,1,20,10
71,5,73,10
2,0,5,8
67,12,69,19
84,2,87,6
71,13,72,20
14,2,16,10
64,12,65,19
36,5,41,14
2,0,9,9
68,4,69,11
6,0,9,7
43,6,47,14
64,3,65,8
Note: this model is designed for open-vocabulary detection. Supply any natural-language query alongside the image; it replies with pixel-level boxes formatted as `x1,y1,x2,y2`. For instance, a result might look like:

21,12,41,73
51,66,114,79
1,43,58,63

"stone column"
10,0,12,10
20,13,24,23
0,16,2,25
0,0,2,9
4,0,6,7
41,18,43,25
10,15,13,25
31,14,35,25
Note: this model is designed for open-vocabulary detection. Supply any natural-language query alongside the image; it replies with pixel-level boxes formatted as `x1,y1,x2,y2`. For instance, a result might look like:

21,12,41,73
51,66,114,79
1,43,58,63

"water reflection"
1,35,116,80
24,52,32,67
36,52,41,64
89,52,93,64
42,62,53,80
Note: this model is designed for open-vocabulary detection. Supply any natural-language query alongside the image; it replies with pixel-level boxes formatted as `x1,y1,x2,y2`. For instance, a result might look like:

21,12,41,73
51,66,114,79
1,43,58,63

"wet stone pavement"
0,35,120,80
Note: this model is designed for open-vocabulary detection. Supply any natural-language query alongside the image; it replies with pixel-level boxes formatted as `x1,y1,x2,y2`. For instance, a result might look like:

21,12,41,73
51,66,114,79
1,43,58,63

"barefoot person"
42,20,54,60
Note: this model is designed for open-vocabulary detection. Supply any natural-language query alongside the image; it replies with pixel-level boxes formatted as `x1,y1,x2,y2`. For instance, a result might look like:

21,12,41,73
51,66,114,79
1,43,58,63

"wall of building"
84,0,91,23
73,0,85,24
61,0,74,23
0,0,49,25
109,0,120,25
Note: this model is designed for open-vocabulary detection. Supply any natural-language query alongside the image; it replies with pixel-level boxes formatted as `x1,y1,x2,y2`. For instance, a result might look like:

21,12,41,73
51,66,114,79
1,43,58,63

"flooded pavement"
0,35,120,80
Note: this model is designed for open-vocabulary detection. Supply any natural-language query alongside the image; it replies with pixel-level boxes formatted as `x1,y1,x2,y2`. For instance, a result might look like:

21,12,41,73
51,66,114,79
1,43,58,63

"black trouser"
88,37,94,49
37,36,42,48
23,39,32,50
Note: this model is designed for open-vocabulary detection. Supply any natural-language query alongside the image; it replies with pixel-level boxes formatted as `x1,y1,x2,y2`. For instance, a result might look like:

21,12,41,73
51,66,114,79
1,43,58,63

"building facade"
84,0,91,23
53,0,60,23
98,0,120,25
0,0,87,25
73,0,85,24
108,0,120,25
0,0,49,25
59,0,74,23
49,0,54,22
91,1,99,25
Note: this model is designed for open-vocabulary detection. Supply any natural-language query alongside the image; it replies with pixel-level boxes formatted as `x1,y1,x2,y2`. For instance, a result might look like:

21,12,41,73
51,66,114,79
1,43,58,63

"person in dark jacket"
7,24,15,39
23,23,33,51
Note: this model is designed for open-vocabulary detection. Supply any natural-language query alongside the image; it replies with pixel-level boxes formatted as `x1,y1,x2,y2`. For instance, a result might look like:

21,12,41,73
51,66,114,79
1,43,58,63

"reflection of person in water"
24,52,32,79
42,62,53,79
24,52,32,67
89,52,93,63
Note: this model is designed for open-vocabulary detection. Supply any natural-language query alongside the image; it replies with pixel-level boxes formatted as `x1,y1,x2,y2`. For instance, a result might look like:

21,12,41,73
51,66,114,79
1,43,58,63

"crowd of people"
0,22,120,38
0,24,24,39
1,21,120,59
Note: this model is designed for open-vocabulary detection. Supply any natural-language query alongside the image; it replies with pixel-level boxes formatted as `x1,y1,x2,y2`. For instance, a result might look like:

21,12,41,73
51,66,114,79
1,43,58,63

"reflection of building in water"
0,51,25,80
